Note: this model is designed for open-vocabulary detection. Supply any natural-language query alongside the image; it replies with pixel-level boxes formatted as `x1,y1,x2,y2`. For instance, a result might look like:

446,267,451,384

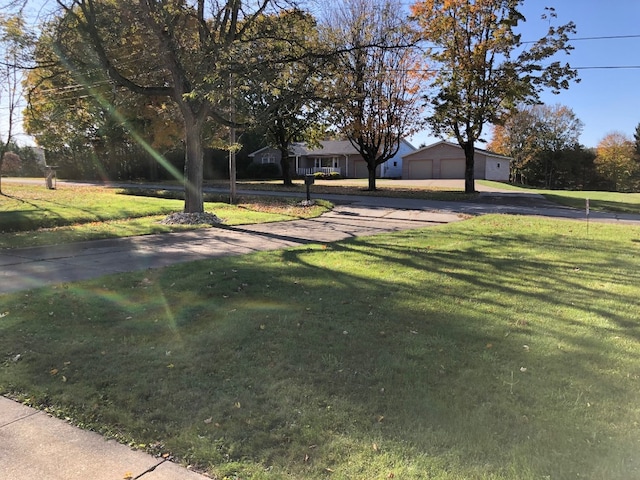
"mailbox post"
45,165,58,189
304,174,315,202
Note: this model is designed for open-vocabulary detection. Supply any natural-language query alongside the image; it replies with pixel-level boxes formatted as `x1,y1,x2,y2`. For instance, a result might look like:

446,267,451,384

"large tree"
242,9,329,186
326,0,424,191
488,103,583,187
51,0,297,213
24,23,185,180
411,0,578,193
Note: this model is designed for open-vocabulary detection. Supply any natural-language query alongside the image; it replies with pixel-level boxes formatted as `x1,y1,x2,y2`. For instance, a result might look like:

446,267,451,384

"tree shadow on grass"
2,221,640,479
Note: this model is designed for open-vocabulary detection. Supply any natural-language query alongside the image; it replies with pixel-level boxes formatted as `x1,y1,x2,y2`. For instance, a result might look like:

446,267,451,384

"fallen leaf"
372,443,380,452
234,402,241,409
203,417,213,424
50,368,59,376
123,472,133,480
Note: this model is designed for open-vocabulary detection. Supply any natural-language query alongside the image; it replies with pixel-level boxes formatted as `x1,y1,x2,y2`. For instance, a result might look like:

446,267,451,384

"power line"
519,34,640,45
569,34,640,42
574,65,640,70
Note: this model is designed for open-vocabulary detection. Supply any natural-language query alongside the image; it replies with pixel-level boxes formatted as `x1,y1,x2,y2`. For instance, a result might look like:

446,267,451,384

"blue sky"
411,0,640,149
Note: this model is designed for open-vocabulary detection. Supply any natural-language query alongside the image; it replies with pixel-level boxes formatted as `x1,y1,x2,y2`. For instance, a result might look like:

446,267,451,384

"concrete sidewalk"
0,397,207,480
0,205,460,479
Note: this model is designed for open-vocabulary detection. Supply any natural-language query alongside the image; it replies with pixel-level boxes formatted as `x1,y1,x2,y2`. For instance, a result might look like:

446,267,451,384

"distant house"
402,140,512,181
249,139,416,179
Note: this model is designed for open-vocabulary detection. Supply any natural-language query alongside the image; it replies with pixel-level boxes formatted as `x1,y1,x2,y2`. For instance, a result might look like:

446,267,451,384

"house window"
393,161,397,167
262,152,276,164
496,162,501,168
314,157,338,168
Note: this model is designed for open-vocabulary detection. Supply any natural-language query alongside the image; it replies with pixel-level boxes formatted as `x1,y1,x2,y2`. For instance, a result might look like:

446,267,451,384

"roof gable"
405,140,512,161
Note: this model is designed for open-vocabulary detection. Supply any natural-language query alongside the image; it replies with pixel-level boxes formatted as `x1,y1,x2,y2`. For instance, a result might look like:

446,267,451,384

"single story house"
402,140,512,181
249,139,416,179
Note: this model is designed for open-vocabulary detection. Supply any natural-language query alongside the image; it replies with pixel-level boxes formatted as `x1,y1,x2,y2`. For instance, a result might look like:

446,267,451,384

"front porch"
296,167,343,176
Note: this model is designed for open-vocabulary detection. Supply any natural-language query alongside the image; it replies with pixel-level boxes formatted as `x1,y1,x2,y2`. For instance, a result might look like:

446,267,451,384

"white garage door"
408,159,433,179
441,159,465,179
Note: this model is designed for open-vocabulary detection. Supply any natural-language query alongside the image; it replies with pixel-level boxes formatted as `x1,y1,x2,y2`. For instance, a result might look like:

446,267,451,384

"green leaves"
411,0,579,191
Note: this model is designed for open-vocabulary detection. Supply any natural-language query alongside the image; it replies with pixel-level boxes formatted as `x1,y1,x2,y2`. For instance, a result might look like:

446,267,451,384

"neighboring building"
249,139,416,179
402,140,512,181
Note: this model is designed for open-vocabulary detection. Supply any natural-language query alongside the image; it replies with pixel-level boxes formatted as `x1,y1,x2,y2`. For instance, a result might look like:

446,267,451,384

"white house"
249,139,416,179
401,140,512,181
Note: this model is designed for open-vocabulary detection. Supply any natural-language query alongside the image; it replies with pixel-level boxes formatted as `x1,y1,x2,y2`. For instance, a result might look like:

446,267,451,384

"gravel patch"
160,212,224,225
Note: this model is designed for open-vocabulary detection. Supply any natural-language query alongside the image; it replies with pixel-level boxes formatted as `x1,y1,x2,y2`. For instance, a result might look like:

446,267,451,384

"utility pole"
229,125,237,204
229,74,237,204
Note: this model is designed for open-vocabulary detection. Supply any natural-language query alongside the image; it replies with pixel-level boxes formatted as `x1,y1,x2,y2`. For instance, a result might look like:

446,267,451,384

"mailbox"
304,174,315,202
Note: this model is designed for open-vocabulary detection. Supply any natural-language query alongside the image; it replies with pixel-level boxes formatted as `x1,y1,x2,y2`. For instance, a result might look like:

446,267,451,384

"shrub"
2,152,21,175
312,171,343,180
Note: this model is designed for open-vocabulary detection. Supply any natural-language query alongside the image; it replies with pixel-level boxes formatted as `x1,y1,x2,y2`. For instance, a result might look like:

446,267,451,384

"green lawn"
0,183,330,248
479,181,640,214
2,215,640,479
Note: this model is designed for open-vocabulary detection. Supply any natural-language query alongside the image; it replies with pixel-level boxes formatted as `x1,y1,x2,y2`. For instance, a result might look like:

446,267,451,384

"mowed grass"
1,215,640,479
479,181,640,214
0,183,330,248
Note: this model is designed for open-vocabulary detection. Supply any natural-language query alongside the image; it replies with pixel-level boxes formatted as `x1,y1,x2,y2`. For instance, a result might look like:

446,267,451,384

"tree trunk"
279,146,293,186
463,142,476,193
367,161,377,191
183,113,204,213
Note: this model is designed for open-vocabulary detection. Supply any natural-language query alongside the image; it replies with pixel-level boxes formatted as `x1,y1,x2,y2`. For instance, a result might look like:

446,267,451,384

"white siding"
485,158,510,181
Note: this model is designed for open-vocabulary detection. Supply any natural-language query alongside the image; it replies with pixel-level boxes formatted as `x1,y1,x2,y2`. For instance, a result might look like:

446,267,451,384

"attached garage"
407,159,433,179
402,140,511,181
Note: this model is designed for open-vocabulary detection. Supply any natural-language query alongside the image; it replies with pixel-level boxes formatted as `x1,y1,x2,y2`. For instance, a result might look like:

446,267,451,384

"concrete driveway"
0,205,461,295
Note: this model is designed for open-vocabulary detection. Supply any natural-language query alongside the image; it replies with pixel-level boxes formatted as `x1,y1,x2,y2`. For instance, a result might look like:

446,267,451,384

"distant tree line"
489,104,640,191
